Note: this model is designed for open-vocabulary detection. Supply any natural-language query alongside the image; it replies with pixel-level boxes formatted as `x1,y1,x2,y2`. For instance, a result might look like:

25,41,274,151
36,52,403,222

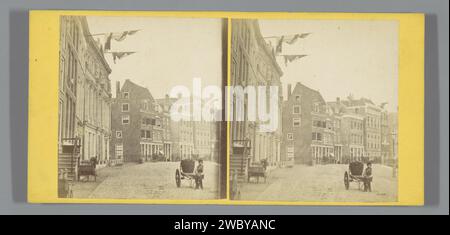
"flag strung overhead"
269,33,310,54
103,30,141,51
275,35,284,54
111,51,136,64
112,30,140,42
282,54,307,66
284,33,310,45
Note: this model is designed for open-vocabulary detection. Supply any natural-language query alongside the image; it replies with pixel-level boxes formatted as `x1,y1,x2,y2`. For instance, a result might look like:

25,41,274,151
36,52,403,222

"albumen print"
229,19,398,202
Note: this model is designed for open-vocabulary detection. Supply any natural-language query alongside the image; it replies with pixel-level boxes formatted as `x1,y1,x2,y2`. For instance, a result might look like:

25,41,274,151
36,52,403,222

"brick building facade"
281,82,331,165
110,79,165,162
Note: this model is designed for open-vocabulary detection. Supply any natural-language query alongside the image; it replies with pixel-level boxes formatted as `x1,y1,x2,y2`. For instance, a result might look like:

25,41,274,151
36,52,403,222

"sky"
85,17,398,112
86,16,224,100
259,19,398,112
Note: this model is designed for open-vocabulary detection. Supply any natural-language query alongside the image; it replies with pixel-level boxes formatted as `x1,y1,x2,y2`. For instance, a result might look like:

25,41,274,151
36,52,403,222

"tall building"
155,95,174,161
59,16,112,168
193,121,214,160
343,97,383,163
59,16,79,151
281,82,333,165
156,96,220,162
230,19,283,180
340,113,365,163
381,108,390,164
328,96,393,164
110,79,164,162
329,112,344,163
387,112,398,165
156,96,194,161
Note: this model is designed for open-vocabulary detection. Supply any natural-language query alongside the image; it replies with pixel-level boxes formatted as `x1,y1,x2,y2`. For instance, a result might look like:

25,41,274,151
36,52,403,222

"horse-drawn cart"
247,159,268,183
344,161,366,190
175,159,196,188
78,158,97,182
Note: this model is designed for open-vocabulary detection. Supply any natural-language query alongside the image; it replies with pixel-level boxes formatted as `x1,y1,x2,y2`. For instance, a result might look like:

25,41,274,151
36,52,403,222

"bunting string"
103,51,137,64
278,54,308,66
265,33,310,54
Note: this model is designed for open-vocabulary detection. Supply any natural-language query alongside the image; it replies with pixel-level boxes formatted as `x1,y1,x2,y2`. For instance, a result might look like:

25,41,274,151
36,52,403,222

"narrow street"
72,161,220,200
239,164,397,202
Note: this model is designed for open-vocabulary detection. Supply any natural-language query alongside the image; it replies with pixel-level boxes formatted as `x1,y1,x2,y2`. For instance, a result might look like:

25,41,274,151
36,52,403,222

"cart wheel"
344,171,349,190
175,169,181,188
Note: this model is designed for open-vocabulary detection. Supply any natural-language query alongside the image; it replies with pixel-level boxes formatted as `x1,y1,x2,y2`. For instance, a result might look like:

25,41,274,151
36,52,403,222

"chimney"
116,81,120,98
287,84,292,98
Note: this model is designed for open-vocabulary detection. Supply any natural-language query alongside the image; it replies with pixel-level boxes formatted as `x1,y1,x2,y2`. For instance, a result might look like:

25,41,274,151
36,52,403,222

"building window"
313,120,326,128
141,130,152,139
115,144,123,159
123,92,129,99
312,132,322,141
122,115,130,125
293,118,301,127
293,105,301,114
122,103,129,112
287,133,294,140
116,131,122,139
295,95,300,102
313,103,321,113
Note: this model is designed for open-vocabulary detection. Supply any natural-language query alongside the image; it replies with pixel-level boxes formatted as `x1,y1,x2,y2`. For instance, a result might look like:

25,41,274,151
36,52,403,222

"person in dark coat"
195,159,204,189
363,162,373,192
90,156,98,169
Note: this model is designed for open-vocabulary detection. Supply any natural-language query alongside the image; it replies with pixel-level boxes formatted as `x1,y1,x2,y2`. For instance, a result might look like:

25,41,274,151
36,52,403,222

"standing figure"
195,159,204,189
363,162,373,192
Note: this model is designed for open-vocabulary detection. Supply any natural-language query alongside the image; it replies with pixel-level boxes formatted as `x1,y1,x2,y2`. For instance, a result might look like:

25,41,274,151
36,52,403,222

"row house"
328,97,397,164
193,121,215,160
327,98,365,163
59,16,112,169
343,97,383,163
110,79,165,162
157,96,220,162
155,96,173,162
387,112,398,166
156,96,194,161
230,19,283,180
381,109,391,164
340,113,365,162
283,88,394,166
281,82,332,165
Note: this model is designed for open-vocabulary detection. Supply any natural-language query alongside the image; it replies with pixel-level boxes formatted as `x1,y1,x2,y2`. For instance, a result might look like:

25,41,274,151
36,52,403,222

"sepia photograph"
229,19,399,202
19,1,439,214
57,15,227,200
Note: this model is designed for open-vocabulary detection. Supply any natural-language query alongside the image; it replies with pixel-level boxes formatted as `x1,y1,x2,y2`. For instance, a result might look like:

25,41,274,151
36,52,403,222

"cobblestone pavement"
238,164,398,202
73,161,220,200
